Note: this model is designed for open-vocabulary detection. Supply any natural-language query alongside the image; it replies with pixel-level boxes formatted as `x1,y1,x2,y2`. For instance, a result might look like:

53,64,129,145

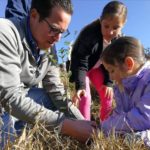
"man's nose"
53,33,62,42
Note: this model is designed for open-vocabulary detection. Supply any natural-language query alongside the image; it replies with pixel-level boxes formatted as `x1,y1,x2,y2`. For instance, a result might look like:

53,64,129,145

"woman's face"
101,16,125,42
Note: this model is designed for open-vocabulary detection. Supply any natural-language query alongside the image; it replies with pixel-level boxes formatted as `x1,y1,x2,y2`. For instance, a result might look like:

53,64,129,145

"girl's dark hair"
100,1,127,23
31,0,73,20
101,36,146,66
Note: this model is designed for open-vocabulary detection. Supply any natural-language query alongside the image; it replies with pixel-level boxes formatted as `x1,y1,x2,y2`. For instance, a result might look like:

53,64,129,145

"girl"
101,36,150,147
70,1,127,121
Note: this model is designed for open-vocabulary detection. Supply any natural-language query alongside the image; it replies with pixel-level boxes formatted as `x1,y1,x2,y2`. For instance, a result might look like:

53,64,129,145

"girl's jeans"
79,67,112,121
0,87,55,148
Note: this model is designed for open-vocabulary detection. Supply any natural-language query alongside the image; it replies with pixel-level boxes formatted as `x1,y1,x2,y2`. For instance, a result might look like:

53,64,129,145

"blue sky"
0,0,150,63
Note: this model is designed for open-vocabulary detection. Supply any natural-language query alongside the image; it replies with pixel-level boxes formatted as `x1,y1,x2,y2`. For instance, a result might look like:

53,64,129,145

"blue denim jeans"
0,87,56,149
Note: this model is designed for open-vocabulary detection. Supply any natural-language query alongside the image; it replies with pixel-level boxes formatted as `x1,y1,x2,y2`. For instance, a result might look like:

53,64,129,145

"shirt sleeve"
70,35,90,90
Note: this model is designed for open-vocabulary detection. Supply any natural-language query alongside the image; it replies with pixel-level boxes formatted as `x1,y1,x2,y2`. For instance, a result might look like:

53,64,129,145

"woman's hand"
72,89,86,106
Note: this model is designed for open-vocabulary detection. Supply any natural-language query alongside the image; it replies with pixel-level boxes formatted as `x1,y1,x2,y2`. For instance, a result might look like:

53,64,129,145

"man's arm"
61,119,97,143
42,65,84,120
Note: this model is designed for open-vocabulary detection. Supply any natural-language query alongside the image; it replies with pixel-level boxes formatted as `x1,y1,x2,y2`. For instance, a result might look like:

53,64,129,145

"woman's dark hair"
101,36,146,66
31,0,73,20
100,1,127,23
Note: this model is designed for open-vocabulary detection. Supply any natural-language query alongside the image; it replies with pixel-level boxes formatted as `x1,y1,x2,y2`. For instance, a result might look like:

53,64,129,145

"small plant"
58,40,74,113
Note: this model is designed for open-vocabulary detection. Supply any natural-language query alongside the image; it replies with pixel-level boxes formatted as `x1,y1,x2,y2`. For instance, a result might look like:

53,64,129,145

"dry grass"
4,122,148,150
4,123,90,150
4,93,148,150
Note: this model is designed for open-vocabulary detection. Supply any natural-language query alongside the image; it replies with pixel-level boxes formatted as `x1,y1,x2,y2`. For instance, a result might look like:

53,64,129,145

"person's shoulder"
7,17,27,41
0,18,17,34
81,19,101,35
0,18,13,26
0,18,23,44
140,61,150,83
77,19,102,42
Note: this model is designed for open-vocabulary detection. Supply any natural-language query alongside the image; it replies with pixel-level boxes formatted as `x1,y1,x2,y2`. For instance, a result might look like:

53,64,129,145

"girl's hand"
72,89,86,106
101,85,114,99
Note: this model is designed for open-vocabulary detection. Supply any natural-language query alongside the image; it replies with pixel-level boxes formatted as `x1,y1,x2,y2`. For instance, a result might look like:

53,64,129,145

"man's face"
30,6,71,49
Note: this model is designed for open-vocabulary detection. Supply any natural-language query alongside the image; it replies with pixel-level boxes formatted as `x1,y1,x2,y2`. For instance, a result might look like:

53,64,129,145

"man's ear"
30,8,39,19
124,56,134,70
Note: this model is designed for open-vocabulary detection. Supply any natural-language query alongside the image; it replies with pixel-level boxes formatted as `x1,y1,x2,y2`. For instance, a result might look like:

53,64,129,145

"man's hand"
61,119,97,143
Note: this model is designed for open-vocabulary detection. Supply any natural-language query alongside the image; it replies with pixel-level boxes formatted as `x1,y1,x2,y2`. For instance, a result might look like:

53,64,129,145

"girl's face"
103,62,128,84
101,16,125,42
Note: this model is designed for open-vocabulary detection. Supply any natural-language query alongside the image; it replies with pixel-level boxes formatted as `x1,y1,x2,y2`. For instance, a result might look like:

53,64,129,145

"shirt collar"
27,16,40,62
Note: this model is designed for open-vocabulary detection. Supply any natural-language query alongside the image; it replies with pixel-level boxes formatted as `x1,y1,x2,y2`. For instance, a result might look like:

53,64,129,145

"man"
0,0,95,147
